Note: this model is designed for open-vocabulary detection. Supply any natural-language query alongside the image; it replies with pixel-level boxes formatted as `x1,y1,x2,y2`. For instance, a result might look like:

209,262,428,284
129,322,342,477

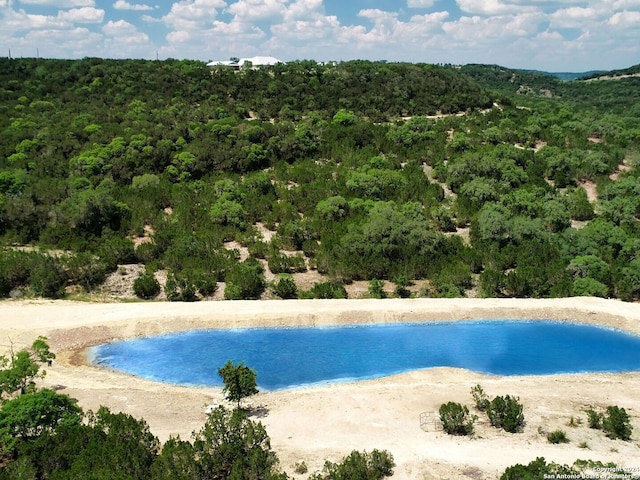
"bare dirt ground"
2,298,640,479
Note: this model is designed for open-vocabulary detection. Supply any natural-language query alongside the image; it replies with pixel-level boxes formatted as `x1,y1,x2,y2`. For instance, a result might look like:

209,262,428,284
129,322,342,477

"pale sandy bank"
1,297,640,479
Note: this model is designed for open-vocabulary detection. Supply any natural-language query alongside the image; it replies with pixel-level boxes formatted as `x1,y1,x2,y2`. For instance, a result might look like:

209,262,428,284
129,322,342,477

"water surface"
91,320,640,390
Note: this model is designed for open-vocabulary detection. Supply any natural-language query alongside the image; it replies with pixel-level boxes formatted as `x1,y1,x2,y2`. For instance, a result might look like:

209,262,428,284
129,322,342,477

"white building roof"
207,56,282,68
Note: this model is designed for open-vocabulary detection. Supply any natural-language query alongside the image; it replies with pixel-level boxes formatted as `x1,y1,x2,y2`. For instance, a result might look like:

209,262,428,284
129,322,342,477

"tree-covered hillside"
1,58,639,301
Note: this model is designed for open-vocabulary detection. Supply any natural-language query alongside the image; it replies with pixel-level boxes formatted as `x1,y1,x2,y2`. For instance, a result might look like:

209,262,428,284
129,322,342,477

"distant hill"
456,63,640,111
535,70,604,81
457,64,563,96
580,64,640,80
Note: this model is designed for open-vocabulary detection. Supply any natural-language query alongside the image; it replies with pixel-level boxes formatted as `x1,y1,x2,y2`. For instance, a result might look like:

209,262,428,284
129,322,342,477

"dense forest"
1,58,639,301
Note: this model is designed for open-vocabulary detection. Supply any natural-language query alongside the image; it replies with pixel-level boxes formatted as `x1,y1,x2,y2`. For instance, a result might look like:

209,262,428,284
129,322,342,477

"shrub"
272,275,297,299
294,461,308,474
165,272,198,302
586,408,603,429
567,416,582,427
224,258,265,300
602,406,632,441
267,252,306,274
394,275,411,298
311,449,394,480
0,251,31,297
96,236,136,271
307,281,347,299
247,241,272,259
470,384,489,412
29,255,66,299
135,242,159,264
571,277,608,298
547,429,569,444
439,402,476,436
133,272,160,299
500,457,577,480
193,272,217,297
65,252,108,291
368,279,386,299
487,395,524,433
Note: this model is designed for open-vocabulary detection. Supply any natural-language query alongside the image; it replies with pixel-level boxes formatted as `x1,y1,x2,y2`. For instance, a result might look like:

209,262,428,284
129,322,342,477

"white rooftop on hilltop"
207,56,282,68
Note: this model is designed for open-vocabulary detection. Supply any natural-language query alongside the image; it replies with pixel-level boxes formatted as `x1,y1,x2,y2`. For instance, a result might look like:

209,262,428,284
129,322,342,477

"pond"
90,320,640,390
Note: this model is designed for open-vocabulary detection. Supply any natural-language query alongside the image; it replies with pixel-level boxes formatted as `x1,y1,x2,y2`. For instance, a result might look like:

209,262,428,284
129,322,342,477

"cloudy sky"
2,0,639,71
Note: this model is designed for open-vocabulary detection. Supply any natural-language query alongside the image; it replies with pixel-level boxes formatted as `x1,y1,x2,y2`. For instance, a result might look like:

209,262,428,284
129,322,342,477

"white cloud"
549,7,600,29
407,0,437,7
166,30,190,42
162,0,226,30
2,7,105,30
442,12,544,41
607,10,640,27
113,0,154,11
283,0,325,22
58,6,104,22
103,19,134,35
18,0,94,6
3,26,102,57
102,19,150,46
607,0,640,8
226,0,288,20
358,8,398,34
456,0,536,15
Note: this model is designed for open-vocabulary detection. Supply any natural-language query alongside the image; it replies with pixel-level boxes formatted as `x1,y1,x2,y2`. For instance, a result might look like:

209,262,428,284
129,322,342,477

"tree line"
1,58,639,301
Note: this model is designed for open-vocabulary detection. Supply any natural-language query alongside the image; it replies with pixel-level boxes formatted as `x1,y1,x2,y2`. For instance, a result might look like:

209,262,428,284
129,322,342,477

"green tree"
567,255,610,284
72,406,159,479
0,389,82,453
193,406,281,480
571,277,608,298
218,361,259,410
331,109,357,126
617,259,640,301
150,436,199,480
0,337,55,401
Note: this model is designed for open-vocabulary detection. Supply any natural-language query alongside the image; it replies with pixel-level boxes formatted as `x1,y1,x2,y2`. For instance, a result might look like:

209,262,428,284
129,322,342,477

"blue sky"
2,0,639,71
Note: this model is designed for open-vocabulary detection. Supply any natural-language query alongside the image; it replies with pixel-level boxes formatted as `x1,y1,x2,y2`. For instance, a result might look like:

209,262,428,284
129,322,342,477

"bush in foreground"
500,457,577,480
310,449,395,480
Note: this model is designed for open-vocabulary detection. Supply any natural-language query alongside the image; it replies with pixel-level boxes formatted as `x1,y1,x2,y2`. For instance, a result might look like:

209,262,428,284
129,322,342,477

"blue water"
90,320,640,390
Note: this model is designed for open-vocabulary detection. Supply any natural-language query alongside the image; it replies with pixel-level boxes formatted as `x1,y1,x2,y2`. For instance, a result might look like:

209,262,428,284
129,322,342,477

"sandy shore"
2,297,640,479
